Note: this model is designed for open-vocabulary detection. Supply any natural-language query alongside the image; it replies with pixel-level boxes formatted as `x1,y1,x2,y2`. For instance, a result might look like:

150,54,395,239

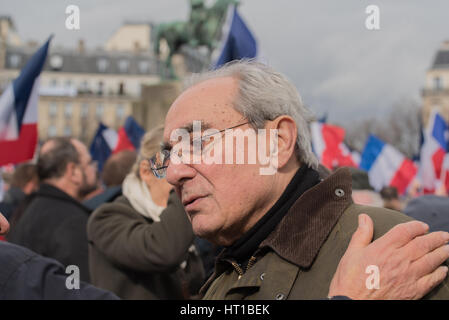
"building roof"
432,49,449,69
4,46,162,75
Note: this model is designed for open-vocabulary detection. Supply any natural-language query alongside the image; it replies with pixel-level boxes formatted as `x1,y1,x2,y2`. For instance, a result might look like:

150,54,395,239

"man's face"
0,212,9,236
72,139,98,198
163,77,276,245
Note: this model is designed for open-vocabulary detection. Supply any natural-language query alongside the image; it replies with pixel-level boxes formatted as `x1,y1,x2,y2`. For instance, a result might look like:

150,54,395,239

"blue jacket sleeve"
0,241,118,300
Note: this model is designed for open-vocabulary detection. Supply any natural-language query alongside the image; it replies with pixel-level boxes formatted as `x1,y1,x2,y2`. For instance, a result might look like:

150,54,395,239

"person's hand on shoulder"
329,214,449,299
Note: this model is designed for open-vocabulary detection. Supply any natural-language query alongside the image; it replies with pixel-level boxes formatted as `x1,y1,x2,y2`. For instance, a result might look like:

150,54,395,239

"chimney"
440,40,449,51
78,39,85,54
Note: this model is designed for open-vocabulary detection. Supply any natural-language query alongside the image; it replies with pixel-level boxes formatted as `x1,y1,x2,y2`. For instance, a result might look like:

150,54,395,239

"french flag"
0,37,51,166
90,116,145,171
310,121,358,170
212,5,258,69
360,135,417,195
418,110,448,193
441,154,449,194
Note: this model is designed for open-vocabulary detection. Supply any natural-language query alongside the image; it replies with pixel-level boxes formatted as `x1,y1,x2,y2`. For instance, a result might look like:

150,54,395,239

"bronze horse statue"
154,0,239,77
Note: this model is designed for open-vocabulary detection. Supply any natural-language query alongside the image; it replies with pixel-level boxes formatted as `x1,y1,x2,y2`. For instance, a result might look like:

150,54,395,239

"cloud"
2,0,449,124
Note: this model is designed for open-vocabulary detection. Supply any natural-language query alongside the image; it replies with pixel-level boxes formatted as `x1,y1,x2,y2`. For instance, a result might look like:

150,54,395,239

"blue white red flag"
0,36,52,165
90,116,145,171
212,5,258,69
418,110,448,193
310,121,359,170
360,135,417,195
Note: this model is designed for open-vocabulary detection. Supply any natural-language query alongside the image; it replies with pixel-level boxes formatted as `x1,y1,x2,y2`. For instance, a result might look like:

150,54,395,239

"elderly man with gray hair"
150,60,449,300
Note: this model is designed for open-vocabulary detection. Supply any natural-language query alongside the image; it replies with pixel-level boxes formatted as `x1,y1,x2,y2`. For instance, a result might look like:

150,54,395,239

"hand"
0,212,9,236
329,214,449,299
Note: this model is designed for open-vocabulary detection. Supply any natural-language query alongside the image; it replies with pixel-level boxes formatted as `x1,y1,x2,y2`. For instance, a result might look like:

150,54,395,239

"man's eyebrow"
161,121,214,150
179,120,213,133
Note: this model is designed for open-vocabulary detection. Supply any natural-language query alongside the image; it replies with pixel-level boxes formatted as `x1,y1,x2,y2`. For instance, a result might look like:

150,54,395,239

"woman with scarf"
87,125,205,300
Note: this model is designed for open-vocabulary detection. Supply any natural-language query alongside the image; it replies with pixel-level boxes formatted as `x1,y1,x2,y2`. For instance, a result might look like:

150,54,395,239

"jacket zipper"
231,261,244,279
230,256,258,280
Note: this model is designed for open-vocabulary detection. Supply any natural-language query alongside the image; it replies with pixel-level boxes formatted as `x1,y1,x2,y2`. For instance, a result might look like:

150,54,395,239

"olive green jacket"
201,168,449,300
87,191,205,300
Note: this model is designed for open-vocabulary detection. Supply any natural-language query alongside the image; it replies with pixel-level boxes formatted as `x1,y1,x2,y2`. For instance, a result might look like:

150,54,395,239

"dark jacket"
83,186,122,211
87,190,205,300
0,241,118,300
7,183,91,282
404,195,449,233
201,168,449,300
2,186,26,208
0,186,26,221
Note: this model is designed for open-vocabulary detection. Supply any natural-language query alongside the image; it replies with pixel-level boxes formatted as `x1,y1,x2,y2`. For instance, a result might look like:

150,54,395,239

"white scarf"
122,173,165,222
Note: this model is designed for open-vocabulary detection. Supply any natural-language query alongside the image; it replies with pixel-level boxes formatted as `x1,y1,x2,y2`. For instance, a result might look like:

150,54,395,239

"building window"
48,125,57,137
50,79,58,87
96,104,104,119
64,126,72,136
64,79,72,88
9,54,21,68
118,82,125,95
64,103,72,118
434,77,443,90
81,103,89,118
97,58,109,72
118,59,129,73
79,80,90,94
116,103,125,120
49,102,58,117
97,81,104,95
139,60,150,74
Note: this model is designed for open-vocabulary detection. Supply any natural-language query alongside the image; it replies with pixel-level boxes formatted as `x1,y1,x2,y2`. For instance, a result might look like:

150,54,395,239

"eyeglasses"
149,121,250,179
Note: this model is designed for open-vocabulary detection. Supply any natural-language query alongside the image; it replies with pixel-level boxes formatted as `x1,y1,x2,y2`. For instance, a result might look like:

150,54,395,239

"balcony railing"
421,88,449,96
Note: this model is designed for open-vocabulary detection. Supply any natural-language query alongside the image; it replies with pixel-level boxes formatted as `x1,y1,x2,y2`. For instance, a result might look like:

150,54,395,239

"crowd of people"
1,60,449,300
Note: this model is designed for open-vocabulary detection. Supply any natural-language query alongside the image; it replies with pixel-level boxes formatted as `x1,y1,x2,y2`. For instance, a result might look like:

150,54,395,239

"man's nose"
166,160,197,187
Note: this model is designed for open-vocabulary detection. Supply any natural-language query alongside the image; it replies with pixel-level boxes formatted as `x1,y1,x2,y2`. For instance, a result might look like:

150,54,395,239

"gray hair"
132,124,165,179
185,59,319,169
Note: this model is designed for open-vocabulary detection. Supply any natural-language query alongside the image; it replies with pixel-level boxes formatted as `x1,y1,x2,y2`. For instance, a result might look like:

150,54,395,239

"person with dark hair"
0,163,38,221
7,137,98,282
102,150,137,187
380,186,404,212
83,150,137,211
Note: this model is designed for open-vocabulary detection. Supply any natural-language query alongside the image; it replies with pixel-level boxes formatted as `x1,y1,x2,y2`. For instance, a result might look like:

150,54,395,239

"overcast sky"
1,0,448,124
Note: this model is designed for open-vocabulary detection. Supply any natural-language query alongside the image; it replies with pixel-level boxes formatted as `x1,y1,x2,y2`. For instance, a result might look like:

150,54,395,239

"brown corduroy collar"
200,168,354,296
259,167,353,269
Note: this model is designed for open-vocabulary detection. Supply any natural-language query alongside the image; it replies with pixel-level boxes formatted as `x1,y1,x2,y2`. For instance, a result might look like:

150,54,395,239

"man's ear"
67,162,81,184
267,115,298,169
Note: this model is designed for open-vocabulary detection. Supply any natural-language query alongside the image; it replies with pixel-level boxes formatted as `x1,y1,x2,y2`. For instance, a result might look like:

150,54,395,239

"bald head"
37,137,81,181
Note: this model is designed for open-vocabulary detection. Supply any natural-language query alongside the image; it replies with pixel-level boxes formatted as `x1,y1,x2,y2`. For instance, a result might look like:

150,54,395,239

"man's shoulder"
337,203,413,241
87,196,141,233
89,195,136,220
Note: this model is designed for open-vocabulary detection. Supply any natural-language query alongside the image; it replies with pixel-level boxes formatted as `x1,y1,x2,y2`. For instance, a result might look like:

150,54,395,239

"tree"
344,99,421,159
